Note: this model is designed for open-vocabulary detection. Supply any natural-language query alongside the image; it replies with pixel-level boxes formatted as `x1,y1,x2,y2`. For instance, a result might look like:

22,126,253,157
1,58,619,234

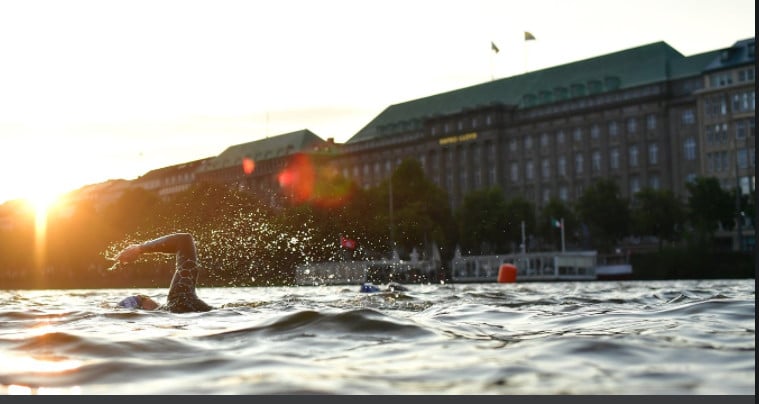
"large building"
75,37,754,250
334,38,755,213
195,129,341,207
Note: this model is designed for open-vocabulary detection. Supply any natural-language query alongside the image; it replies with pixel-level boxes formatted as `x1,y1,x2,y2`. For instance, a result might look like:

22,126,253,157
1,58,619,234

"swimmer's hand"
114,244,142,263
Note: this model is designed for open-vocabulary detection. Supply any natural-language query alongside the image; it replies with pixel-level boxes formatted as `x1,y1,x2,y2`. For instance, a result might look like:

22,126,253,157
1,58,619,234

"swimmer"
359,281,409,293
112,233,212,313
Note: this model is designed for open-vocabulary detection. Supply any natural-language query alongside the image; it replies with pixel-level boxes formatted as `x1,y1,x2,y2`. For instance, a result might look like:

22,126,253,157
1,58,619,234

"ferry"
450,250,633,282
294,250,632,286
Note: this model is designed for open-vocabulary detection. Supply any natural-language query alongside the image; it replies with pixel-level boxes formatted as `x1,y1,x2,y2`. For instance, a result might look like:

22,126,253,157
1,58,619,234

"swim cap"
118,295,141,309
359,283,381,293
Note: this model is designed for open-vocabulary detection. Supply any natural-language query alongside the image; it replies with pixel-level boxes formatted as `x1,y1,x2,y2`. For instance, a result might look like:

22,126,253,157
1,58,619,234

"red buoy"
498,263,517,283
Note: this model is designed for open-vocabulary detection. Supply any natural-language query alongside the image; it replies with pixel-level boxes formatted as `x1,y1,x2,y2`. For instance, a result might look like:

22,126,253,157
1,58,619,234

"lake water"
0,279,754,395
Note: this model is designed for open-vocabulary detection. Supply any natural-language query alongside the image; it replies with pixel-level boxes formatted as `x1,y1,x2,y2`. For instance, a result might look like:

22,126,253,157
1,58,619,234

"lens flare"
277,154,353,207
242,157,255,175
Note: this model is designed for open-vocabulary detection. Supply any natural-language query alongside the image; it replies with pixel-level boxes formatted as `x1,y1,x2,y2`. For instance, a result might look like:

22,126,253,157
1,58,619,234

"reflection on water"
0,279,754,394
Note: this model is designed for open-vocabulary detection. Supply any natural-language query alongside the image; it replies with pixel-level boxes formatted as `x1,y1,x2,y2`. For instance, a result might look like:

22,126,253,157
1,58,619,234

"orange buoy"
498,263,517,283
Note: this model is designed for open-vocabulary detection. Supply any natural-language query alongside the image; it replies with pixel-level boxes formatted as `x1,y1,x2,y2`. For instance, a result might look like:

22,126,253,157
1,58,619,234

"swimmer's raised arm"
115,233,196,263
113,233,210,313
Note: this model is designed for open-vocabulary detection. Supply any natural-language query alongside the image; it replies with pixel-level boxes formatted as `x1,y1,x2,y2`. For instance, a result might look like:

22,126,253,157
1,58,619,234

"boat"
449,250,632,282
294,257,440,286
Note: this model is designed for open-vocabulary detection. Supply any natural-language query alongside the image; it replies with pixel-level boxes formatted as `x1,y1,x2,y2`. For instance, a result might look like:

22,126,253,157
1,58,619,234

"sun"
21,188,64,270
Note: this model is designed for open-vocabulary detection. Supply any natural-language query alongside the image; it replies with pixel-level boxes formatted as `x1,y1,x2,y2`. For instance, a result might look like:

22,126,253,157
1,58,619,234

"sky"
0,0,755,205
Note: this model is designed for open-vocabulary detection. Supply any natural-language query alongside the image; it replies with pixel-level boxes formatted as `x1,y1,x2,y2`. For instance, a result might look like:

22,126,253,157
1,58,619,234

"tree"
575,178,630,253
372,158,456,260
537,198,577,250
630,187,686,250
685,176,735,245
456,187,509,254
504,196,537,252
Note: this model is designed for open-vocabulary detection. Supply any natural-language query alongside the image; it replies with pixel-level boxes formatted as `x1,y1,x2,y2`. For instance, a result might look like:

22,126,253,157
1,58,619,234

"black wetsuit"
138,233,212,313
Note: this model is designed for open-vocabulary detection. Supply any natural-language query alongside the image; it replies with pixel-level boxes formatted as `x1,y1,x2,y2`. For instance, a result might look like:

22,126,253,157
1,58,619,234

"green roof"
703,37,755,72
348,41,717,144
198,129,327,172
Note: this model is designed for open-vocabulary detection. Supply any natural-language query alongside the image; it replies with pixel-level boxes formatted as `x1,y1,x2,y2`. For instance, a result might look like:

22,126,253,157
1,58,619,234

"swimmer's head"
118,294,159,310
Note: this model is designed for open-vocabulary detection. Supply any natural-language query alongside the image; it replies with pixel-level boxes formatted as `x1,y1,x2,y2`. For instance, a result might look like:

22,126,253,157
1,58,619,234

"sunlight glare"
22,188,63,271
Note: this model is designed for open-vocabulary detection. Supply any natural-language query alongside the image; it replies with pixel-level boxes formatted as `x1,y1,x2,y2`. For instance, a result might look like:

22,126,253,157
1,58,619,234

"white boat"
449,250,630,282
294,258,439,286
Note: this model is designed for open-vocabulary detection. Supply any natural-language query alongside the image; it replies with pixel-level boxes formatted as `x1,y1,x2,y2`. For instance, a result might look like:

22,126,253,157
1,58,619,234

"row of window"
709,67,755,88
702,119,755,146
430,111,671,141
705,149,756,173
703,90,756,118
508,144,659,181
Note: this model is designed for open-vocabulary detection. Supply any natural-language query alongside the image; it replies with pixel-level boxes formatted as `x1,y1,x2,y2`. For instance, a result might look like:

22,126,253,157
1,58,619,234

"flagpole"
560,218,565,253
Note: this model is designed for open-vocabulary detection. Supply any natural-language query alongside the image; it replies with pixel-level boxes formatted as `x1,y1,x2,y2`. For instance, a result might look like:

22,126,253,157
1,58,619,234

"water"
0,279,754,395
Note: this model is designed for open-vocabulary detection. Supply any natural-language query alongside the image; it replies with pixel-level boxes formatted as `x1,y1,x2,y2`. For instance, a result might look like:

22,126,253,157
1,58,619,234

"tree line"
0,158,754,289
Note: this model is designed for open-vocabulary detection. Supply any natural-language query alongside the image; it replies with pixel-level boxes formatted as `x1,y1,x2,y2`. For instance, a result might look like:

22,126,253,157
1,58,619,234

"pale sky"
0,0,755,205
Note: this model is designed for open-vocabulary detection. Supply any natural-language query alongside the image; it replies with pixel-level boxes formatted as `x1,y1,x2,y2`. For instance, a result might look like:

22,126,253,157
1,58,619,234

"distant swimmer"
359,282,409,293
111,232,212,313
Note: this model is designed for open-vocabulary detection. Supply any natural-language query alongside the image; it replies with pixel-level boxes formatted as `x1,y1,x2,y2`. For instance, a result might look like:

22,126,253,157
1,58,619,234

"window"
510,139,518,152
684,138,696,161
608,121,618,137
648,143,659,165
542,189,551,203
590,124,600,140
575,153,584,175
559,186,568,201
556,130,565,144
682,110,695,125
542,158,550,179
592,150,601,173
646,114,656,130
573,127,583,142
736,120,747,139
626,117,637,134
629,176,640,195
738,67,755,82
524,135,533,150
558,156,566,176
510,162,519,182
610,148,620,170
648,174,660,190
540,133,549,147
738,149,748,169
629,145,638,167
489,167,497,185
526,160,534,180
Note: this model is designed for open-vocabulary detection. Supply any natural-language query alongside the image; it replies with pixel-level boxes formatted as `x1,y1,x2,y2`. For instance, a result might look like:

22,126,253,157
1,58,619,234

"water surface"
0,279,754,394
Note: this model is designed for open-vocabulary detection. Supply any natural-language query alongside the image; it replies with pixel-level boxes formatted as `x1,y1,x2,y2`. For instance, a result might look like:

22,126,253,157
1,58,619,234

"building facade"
195,129,341,207
334,39,755,215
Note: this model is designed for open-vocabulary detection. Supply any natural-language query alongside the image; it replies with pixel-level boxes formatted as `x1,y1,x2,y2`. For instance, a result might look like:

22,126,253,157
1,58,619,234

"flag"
551,218,562,228
340,235,356,250
491,41,499,54
524,31,536,41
